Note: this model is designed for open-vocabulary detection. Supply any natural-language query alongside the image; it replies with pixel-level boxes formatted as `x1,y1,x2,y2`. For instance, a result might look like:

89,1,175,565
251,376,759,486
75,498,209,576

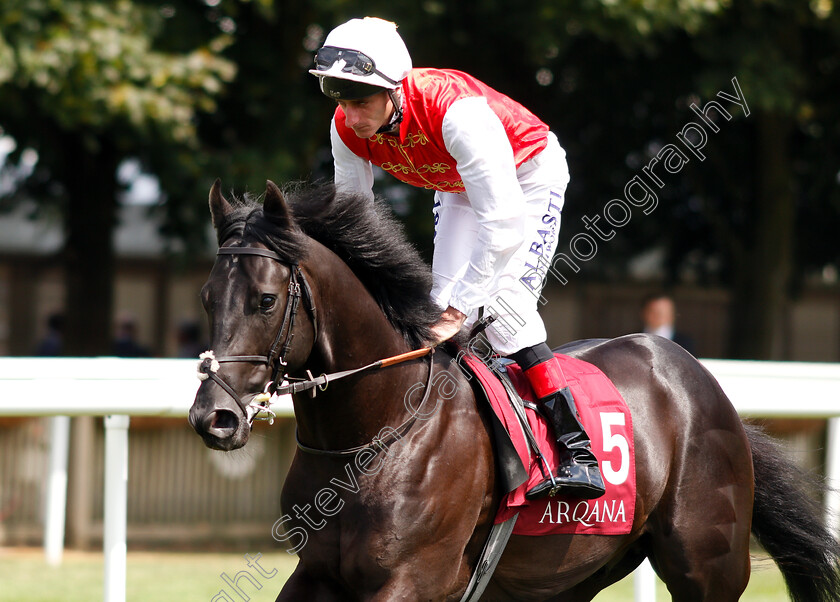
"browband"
217,247,287,262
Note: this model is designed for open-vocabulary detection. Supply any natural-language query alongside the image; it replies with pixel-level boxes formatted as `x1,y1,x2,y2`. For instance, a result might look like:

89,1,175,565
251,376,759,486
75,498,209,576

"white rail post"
634,558,657,601
825,417,840,536
103,415,130,602
44,415,71,565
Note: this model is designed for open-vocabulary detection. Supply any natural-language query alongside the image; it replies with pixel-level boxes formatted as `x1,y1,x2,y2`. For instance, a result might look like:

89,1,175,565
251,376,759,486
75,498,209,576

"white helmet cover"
309,17,412,97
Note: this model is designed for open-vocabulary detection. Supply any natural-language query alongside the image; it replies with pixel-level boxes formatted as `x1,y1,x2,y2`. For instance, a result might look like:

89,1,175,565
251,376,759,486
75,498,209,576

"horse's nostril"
202,409,240,437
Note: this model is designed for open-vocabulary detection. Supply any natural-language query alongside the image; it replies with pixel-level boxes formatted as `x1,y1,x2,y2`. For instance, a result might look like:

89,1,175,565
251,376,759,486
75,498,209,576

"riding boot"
523,357,606,501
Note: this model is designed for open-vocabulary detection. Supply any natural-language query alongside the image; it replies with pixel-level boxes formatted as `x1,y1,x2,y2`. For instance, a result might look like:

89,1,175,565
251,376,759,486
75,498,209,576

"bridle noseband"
197,245,317,425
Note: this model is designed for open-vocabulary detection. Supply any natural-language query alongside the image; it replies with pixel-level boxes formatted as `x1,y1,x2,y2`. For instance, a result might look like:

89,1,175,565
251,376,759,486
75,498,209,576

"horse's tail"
747,423,840,602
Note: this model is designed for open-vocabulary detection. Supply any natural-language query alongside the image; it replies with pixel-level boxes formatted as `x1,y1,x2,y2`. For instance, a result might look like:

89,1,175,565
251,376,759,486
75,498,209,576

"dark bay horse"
189,179,840,601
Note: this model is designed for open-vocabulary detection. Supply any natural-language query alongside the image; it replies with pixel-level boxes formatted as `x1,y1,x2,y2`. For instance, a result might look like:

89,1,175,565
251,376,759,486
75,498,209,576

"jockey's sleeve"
330,117,375,202
441,96,528,315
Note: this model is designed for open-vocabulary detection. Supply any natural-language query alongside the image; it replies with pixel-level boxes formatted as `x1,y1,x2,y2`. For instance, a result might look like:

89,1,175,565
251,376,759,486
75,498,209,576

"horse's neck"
295,243,426,448
306,242,410,374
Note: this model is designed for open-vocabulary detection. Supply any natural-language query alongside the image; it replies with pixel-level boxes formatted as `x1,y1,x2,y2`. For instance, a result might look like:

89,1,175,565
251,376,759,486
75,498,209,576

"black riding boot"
526,386,606,501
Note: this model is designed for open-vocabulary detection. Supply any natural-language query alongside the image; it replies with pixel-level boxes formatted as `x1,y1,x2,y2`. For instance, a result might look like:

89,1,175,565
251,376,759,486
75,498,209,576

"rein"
276,346,433,396
295,347,436,457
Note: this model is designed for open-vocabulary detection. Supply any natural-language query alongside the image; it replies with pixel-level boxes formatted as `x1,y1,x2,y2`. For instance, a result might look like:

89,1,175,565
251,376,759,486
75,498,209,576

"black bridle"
197,243,435,435
198,245,317,422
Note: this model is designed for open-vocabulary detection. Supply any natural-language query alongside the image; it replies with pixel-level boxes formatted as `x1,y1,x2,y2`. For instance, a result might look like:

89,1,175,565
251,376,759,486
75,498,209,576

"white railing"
1,357,839,602
0,358,293,602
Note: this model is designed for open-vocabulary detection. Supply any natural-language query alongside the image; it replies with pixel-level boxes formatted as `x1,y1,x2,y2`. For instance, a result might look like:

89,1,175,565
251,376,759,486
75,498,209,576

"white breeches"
431,132,570,355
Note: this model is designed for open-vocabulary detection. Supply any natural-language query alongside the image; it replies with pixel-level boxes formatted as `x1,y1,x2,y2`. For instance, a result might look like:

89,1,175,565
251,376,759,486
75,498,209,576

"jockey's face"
337,91,393,138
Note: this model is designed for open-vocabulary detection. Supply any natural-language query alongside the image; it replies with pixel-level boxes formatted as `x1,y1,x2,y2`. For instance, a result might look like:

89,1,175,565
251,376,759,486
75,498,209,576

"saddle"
454,347,637,536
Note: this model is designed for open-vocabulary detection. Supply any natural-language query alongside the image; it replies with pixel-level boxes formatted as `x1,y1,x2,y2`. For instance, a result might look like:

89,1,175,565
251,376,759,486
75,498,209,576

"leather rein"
196,244,435,452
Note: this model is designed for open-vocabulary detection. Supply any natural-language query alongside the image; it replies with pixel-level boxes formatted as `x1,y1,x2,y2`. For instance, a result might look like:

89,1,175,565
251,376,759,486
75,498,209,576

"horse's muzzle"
189,389,251,451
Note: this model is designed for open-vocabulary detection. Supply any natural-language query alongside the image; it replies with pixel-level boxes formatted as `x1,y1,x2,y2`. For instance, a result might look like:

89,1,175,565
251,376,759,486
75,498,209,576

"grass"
0,548,298,602
0,547,790,601
593,557,790,602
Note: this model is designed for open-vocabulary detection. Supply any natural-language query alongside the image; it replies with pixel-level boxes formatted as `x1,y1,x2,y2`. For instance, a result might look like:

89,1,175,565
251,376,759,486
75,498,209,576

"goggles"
314,46,399,86
319,77,385,100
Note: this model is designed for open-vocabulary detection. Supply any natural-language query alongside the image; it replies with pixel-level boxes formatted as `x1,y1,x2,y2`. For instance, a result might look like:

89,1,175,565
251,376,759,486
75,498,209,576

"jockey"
309,17,604,501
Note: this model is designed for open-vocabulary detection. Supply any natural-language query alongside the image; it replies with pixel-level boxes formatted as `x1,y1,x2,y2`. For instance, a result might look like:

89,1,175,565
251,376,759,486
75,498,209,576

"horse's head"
189,179,317,451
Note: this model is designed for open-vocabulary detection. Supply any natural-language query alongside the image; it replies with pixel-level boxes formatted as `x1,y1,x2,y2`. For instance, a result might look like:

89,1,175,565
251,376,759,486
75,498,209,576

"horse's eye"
260,294,277,310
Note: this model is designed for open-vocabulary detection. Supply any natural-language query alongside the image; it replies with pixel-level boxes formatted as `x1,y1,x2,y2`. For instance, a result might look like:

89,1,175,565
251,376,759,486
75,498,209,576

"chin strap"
376,87,404,134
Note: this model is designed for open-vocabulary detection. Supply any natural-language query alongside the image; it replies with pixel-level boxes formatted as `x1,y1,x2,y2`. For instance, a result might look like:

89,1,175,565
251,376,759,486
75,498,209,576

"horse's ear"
263,180,293,228
209,178,233,230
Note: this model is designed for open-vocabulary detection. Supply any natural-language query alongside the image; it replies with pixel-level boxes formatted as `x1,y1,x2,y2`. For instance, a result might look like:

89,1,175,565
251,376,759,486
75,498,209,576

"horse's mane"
217,182,441,348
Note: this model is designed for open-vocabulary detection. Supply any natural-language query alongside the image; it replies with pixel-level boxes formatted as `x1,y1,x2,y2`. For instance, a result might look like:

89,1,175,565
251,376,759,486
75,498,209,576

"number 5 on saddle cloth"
455,343,636,537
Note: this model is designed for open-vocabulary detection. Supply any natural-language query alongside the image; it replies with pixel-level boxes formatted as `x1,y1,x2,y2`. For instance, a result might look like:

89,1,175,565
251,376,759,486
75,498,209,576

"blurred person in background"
34,312,64,356
641,293,696,356
112,311,151,357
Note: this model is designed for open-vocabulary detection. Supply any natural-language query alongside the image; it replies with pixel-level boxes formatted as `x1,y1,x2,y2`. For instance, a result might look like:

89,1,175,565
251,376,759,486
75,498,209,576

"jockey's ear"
263,180,294,229
209,178,234,230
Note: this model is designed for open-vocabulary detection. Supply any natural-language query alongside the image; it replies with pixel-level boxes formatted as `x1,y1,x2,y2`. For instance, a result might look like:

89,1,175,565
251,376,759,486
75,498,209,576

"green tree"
0,0,235,354
255,1,839,359
3,0,836,362
520,0,840,359
687,1,840,359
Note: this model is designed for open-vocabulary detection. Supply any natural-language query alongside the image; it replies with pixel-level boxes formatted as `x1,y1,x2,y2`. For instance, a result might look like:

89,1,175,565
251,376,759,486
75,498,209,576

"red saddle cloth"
460,353,636,536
